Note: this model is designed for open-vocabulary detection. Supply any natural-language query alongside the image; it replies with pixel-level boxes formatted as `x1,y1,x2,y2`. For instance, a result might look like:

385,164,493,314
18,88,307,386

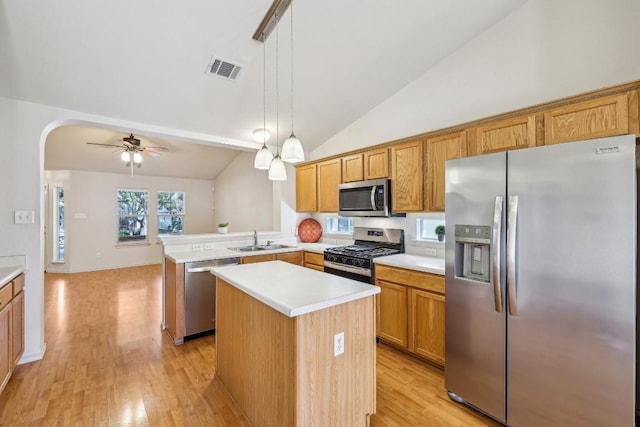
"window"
53,186,65,262
157,191,185,235
325,217,354,234
416,218,446,241
117,189,149,243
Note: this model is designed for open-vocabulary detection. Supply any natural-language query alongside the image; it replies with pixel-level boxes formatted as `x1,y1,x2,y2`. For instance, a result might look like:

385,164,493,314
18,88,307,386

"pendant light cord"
262,31,267,148
275,13,280,155
290,1,294,133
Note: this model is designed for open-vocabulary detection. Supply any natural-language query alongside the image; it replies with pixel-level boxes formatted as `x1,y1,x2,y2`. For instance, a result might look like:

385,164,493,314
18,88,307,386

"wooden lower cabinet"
303,251,324,271
242,251,302,265
11,291,24,369
0,303,10,394
276,251,303,266
409,288,445,365
241,254,276,264
0,273,25,395
376,280,408,348
375,265,445,367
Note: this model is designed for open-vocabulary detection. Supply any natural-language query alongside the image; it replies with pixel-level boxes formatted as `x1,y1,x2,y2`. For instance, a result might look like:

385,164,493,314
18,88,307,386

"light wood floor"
0,265,500,426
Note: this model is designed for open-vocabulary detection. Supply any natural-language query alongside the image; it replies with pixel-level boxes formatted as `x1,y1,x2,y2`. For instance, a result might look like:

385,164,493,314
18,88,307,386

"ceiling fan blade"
87,142,123,148
144,146,168,154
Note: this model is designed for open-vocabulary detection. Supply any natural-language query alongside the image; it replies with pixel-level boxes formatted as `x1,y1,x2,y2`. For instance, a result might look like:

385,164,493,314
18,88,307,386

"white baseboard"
18,343,46,365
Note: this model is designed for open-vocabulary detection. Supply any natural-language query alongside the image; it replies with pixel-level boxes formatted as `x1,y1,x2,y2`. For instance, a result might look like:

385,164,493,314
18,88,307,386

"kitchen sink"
229,244,295,252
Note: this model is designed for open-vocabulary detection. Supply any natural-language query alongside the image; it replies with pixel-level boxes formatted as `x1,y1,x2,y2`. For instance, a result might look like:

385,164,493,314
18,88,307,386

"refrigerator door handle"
507,195,518,316
492,196,504,313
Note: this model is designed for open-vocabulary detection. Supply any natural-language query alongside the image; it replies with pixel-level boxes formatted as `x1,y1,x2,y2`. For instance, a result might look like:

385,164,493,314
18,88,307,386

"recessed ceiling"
1,0,528,158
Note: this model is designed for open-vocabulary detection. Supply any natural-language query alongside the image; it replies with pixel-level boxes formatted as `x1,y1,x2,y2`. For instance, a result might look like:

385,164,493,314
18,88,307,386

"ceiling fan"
86,133,168,176
86,133,168,158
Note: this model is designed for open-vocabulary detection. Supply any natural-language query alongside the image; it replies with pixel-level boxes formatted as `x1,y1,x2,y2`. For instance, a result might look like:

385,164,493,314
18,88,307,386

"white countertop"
374,254,445,276
210,260,380,318
0,266,23,288
165,242,338,263
297,242,336,254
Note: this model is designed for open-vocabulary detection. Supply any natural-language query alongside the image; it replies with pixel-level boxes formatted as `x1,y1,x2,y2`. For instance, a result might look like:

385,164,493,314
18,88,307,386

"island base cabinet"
216,279,376,427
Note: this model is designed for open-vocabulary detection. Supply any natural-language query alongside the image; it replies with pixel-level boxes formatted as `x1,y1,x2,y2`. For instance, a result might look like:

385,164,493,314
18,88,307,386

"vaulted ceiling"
1,0,528,179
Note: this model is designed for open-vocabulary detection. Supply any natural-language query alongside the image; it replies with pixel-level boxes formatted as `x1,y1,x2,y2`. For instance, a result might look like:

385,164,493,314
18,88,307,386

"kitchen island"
210,260,379,427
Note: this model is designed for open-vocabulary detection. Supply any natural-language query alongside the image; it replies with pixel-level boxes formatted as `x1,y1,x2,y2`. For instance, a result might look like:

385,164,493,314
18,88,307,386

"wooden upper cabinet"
364,148,389,179
544,94,630,145
390,139,424,212
317,158,342,212
295,164,317,213
469,114,539,156
342,153,364,183
425,131,467,212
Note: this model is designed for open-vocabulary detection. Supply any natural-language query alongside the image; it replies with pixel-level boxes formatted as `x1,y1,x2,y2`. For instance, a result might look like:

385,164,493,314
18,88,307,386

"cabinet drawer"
276,251,303,265
303,251,324,266
241,254,276,264
12,274,24,296
305,263,324,272
0,284,12,312
375,265,444,294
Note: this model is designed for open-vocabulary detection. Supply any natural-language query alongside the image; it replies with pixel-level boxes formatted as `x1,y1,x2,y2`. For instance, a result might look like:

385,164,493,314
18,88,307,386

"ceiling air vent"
206,56,242,81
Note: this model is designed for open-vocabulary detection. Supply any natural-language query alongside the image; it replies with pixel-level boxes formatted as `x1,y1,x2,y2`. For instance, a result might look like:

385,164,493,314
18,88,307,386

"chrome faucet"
253,229,258,246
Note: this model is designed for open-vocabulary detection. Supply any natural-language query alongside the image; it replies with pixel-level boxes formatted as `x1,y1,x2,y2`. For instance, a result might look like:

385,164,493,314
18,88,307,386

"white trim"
18,343,47,365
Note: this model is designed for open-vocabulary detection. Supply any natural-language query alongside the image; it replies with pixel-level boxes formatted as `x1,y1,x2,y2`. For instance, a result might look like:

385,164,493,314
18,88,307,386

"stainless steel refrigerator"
444,134,636,426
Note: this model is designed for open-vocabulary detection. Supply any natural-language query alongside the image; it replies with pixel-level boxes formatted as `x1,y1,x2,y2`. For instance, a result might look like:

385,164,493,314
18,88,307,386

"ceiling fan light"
253,128,271,143
268,155,287,181
121,151,131,162
133,152,143,164
281,133,304,163
254,145,274,170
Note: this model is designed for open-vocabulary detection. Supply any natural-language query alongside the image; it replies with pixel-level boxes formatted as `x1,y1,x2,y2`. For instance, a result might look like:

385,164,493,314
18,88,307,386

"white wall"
45,170,215,273
213,151,274,232
311,0,640,159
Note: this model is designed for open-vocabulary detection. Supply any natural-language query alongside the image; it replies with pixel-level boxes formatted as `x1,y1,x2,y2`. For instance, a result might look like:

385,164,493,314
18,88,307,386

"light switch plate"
14,210,34,224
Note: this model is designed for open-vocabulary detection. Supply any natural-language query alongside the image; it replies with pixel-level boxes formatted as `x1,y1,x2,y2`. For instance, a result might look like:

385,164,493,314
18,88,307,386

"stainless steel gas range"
323,227,404,284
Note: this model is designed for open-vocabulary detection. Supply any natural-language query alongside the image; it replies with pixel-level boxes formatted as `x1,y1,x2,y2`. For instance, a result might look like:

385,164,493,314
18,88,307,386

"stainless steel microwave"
338,179,391,217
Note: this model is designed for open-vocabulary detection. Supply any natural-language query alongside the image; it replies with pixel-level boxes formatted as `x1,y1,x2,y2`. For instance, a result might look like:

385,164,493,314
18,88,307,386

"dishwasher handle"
187,262,240,273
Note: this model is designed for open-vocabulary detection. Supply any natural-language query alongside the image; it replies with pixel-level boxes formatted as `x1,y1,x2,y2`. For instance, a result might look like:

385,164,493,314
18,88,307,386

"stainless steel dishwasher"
184,257,240,338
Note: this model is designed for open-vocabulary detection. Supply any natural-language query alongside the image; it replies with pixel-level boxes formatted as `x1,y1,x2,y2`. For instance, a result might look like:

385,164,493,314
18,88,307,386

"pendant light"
268,13,287,181
254,31,274,170
281,1,304,163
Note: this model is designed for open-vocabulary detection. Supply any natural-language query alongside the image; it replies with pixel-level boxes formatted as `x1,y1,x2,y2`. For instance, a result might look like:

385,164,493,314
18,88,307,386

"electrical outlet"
192,244,204,251
425,248,437,257
334,332,345,356
14,210,34,224
204,243,214,250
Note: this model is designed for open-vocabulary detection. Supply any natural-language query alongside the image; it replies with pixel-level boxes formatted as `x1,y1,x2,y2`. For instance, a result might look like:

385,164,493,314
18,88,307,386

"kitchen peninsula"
210,260,379,427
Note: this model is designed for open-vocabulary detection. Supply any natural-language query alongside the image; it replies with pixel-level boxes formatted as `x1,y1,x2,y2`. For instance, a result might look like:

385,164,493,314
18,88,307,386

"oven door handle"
323,261,372,277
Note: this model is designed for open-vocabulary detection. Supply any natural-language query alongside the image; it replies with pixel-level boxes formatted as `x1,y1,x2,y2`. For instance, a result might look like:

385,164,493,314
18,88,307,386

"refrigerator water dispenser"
454,225,491,283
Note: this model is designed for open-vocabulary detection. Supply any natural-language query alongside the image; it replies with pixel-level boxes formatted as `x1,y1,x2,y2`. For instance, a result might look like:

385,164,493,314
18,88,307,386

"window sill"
115,241,151,247
411,238,445,246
